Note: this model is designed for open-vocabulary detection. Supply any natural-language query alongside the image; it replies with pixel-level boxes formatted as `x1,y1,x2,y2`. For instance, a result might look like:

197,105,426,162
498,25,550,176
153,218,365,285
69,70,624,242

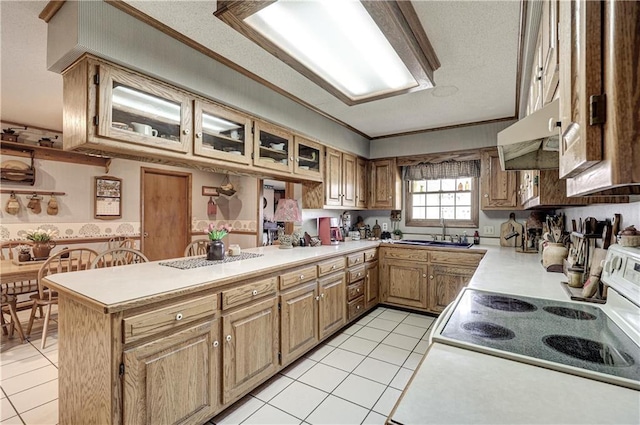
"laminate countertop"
388,245,640,425
43,241,380,312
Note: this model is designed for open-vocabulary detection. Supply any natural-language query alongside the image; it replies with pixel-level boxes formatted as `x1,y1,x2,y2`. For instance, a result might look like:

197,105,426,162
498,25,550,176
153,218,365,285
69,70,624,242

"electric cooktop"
433,288,640,390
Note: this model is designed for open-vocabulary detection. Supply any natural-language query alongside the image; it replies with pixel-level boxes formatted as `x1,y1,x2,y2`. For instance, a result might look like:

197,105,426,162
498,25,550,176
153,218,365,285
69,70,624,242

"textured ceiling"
0,1,521,139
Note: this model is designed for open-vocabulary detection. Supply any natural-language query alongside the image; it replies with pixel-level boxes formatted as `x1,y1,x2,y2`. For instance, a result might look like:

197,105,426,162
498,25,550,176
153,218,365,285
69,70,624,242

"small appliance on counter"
318,217,342,245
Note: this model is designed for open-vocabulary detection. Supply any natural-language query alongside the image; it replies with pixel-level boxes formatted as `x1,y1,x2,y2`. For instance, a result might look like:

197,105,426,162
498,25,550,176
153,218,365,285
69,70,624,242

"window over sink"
406,177,479,228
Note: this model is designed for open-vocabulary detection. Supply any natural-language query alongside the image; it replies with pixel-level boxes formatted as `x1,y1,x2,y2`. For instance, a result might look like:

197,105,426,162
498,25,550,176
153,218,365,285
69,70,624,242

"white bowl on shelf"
270,143,285,151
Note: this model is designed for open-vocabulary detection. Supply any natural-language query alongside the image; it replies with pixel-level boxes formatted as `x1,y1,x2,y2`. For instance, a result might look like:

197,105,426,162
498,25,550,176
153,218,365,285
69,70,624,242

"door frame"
140,167,192,256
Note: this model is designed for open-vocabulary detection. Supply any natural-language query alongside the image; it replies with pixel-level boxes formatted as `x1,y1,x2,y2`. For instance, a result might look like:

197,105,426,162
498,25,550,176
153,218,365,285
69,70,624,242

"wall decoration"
95,176,122,219
202,186,219,196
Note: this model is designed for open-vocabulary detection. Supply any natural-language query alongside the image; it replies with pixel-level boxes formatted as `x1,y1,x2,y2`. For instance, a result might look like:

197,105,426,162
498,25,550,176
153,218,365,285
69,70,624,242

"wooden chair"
90,247,149,269
0,240,40,334
183,239,209,257
1,293,26,343
108,237,135,250
26,247,98,349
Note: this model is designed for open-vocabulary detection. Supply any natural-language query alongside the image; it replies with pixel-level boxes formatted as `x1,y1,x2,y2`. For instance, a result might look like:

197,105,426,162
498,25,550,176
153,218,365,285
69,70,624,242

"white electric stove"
431,244,640,390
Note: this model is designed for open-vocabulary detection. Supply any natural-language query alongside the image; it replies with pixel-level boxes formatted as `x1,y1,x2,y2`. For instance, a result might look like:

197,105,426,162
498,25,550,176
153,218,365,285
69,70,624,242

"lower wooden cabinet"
427,265,475,313
280,282,319,366
365,260,379,310
382,259,429,309
380,246,483,314
222,297,279,404
123,320,220,425
318,274,346,339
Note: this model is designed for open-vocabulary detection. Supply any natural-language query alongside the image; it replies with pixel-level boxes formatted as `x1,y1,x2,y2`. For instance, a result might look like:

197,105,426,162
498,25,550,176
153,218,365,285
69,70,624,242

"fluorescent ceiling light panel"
244,1,417,99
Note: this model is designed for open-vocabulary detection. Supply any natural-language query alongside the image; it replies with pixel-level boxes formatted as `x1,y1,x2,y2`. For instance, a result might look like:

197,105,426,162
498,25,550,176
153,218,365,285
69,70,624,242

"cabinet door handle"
321,293,325,298
183,129,190,135
196,132,202,138
357,272,361,277
422,274,427,278
356,305,361,310
213,341,219,347
175,313,183,321
315,296,320,301
429,275,434,279
300,274,304,280
252,289,258,296
356,288,360,292
290,156,294,161
483,194,489,198
226,335,232,342
331,265,336,270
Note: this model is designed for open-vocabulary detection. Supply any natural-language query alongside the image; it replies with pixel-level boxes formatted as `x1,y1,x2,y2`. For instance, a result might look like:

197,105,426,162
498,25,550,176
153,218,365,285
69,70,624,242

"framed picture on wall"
94,176,122,219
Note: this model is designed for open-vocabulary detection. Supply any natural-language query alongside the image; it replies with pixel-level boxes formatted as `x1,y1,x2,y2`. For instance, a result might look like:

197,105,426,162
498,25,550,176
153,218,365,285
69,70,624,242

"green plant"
25,228,57,242
392,229,403,238
207,223,232,240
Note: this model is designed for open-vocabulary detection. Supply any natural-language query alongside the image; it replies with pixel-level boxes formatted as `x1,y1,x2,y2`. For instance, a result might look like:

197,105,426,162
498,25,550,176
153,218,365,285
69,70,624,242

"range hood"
497,98,560,170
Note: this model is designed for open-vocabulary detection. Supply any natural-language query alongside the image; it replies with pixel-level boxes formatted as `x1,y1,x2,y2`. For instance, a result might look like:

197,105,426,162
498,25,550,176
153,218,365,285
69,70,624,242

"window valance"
403,159,481,180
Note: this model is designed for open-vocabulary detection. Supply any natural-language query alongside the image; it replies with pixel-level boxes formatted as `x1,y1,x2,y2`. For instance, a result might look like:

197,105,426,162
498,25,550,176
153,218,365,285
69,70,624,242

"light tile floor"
211,307,435,425
0,306,435,425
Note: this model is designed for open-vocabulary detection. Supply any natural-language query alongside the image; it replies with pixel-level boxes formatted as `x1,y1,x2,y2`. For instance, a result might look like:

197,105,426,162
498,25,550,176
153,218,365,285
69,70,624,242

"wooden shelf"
1,141,111,172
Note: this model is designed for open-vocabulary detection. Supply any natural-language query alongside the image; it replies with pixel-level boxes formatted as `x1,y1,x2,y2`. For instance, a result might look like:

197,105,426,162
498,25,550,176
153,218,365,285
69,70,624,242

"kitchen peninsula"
45,241,383,425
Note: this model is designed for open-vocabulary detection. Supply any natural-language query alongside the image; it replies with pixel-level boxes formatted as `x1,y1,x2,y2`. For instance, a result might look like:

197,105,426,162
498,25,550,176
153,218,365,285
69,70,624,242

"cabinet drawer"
347,252,365,267
364,249,378,262
348,265,366,284
317,257,346,276
347,280,364,302
280,266,318,290
348,296,365,320
222,277,277,310
123,294,218,343
430,251,483,267
381,247,429,262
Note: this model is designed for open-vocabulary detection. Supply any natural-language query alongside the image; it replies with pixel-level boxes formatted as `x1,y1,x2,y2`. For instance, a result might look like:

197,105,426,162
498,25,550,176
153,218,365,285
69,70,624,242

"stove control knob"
612,256,623,271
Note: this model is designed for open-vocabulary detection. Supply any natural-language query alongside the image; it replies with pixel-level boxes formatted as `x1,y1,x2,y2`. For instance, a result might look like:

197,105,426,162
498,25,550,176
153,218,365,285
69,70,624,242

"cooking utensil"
500,213,523,247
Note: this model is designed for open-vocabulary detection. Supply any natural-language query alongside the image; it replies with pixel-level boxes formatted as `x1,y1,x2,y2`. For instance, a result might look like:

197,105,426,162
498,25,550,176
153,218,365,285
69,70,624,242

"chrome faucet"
440,217,446,240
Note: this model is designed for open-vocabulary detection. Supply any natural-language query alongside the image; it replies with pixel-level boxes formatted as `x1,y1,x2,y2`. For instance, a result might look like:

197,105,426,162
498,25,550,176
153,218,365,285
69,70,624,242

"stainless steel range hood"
497,99,560,170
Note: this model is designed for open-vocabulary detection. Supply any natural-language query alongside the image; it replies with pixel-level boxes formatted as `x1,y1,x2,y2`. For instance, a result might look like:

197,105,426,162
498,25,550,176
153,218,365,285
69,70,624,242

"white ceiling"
0,1,521,139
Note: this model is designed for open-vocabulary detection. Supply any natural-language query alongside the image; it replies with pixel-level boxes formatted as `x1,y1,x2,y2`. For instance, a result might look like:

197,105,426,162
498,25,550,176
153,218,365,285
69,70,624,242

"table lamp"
273,198,302,249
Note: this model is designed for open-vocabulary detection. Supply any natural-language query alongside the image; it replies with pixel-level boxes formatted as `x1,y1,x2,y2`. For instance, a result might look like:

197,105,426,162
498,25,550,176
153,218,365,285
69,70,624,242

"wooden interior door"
141,168,191,261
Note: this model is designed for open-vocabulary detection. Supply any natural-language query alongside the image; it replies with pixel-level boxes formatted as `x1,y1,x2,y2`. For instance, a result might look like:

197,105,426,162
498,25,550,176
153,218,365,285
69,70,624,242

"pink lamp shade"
273,198,302,223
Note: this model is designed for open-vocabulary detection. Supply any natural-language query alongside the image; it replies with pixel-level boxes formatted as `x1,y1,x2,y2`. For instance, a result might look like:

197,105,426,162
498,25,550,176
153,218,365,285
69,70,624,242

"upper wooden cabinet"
356,157,368,209
194,100,251,165
64,58,193,157
540,0,559,104
480,149,519,210
369,158,402,210
253,120,294,173
325,148,357,208
293,136,324,179
559,0,640,195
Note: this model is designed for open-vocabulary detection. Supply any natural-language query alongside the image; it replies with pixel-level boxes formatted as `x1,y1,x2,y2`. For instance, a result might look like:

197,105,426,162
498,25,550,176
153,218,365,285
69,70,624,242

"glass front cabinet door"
96,64,192,153
193,101,252,165
294,136,323,179
253,120,293,173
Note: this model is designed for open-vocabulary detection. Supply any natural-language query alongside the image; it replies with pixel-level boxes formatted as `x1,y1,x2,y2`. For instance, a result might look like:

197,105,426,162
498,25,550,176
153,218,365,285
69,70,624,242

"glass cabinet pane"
194,101,251,164
111,83,182,143
254,121,292,172
294,136,323,177
98,65,191,153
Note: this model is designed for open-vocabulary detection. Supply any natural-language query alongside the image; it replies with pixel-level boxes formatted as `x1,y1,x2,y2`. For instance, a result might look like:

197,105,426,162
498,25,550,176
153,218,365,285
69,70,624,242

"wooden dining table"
1,252,96,288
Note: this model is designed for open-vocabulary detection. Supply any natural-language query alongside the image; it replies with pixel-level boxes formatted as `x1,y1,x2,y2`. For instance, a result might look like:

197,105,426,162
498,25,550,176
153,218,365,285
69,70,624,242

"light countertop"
43,240,379,312
389,245,640,424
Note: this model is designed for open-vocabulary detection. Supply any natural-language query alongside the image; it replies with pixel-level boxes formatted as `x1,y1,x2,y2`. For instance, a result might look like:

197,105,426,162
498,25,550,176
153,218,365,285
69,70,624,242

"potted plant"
16,244,32,262
206,223,232,261
392,229,403,240
26,228,58,259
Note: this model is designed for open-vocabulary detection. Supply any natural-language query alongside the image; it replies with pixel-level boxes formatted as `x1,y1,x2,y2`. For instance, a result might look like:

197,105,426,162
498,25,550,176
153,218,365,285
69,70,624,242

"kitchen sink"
392,239,473,249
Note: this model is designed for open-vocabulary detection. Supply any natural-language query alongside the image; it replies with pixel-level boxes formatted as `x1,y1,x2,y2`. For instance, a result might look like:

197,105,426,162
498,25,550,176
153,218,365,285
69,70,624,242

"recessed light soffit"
215,0,440,106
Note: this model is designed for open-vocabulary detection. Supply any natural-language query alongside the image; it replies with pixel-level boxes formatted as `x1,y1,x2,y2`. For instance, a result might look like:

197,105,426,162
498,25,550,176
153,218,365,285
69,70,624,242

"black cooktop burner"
461,321,515,340
543,335,635,367
473,294,537,312
543,306,597,320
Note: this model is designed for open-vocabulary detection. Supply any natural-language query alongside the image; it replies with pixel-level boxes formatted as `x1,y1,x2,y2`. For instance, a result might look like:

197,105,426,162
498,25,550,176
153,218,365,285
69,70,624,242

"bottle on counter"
373,220,382,239
473,230,480,245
